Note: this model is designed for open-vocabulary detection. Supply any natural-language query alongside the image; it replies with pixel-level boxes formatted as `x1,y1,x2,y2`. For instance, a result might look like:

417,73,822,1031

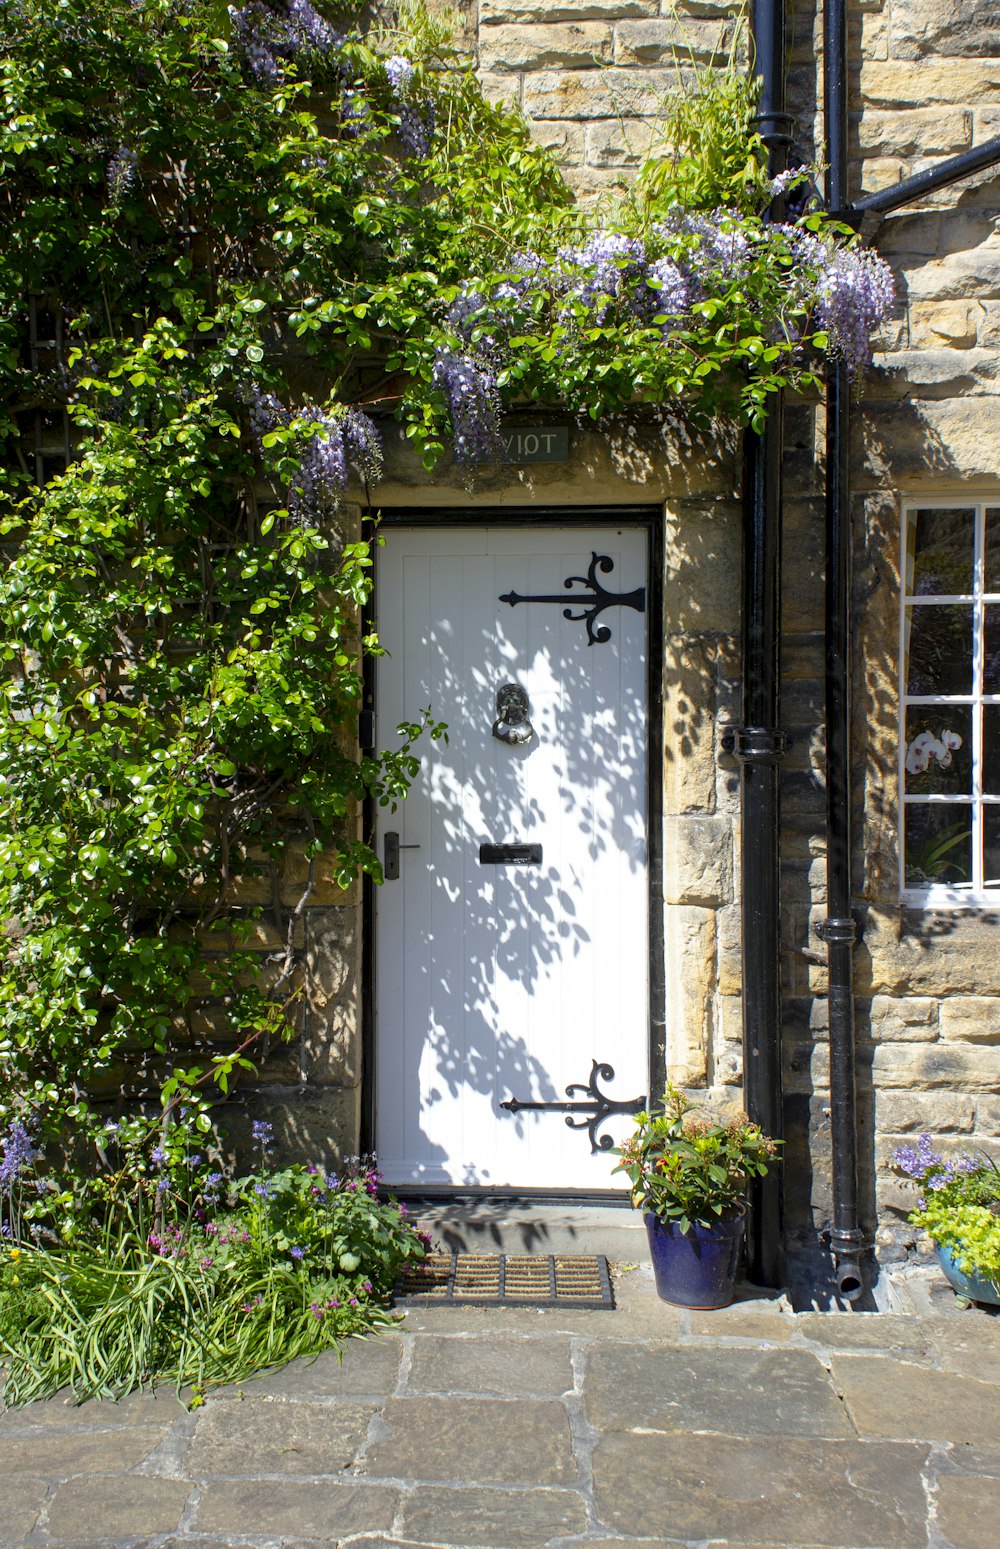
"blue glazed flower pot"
935,1243,1000,1307
644,1211,746,1309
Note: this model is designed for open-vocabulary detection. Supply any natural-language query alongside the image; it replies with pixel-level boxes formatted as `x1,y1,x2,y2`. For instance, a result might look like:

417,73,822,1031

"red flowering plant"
612,1085,780,1233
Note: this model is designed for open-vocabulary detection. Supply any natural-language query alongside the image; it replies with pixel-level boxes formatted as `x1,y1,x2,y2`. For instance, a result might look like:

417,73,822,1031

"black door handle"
384,830,420,880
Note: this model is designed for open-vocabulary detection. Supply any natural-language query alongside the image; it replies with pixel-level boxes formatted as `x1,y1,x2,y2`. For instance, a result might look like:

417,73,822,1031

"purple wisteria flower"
495,250,545,304
791,231,895,372
289,407,383,516
107,145,137,204
766,166,806,202
247,388,289,443
384,54,435,156
652,209,749,290
558,232,647,321
230,0,344,84
246,389,382,515
646,258,691,333
385,55,414,94
447,289,496,351
431,350,503,468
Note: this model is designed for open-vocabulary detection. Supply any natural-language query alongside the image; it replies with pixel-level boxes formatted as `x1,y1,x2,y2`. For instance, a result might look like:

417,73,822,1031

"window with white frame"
901,498,1000,902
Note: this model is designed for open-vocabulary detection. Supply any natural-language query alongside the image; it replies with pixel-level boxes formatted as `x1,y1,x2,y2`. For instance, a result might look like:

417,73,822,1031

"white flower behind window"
905,728,963,775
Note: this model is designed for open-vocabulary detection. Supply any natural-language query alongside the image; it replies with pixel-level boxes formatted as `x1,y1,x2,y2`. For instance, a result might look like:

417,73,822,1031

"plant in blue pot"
892,1135,1000,1308
612,1085,780,1309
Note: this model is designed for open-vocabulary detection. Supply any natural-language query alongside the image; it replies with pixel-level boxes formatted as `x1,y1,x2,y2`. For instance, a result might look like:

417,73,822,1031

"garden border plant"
892,1134,1000,1305
0,0,893,1398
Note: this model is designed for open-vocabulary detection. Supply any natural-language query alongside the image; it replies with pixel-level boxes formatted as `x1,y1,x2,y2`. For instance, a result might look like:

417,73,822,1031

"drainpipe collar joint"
816,915,858,946
722,725,789,764
753,110,795,149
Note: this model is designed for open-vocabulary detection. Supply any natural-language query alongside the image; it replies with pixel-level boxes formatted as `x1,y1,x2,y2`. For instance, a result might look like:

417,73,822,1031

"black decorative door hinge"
499,552,645,646
500,1060,647,1154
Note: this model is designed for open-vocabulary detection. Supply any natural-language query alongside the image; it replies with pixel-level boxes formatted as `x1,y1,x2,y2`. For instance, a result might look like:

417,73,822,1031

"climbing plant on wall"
0,0,893,1147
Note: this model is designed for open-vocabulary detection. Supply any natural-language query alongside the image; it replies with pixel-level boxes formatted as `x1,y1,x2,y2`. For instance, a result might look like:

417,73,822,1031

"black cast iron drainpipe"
821,0,865,1304
735,0,794,1290
820,4,1000,1304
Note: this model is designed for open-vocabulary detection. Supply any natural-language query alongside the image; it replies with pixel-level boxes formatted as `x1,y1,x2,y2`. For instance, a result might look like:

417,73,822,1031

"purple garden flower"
0,1122,39,1190
245,400,382,519
252,1119,274,1151
891,1133,944,1180
290,1245,306,1260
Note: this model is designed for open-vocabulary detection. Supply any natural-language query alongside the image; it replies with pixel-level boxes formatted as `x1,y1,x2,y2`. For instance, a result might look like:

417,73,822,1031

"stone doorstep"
407,1200,651,1262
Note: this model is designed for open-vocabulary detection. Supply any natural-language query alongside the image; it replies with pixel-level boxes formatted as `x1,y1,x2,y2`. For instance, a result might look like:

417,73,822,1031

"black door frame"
360,504,665,1203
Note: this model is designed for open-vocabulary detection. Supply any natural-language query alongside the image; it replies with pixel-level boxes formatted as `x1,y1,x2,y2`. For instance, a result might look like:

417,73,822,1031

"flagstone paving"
3,1265,1000,1549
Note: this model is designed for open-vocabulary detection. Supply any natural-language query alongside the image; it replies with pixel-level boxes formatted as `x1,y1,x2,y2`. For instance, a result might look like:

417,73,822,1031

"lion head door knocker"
492,682,534,746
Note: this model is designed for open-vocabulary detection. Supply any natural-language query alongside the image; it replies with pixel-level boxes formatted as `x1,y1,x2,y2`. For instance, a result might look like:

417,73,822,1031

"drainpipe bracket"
721,725,789,764
816,915,858,946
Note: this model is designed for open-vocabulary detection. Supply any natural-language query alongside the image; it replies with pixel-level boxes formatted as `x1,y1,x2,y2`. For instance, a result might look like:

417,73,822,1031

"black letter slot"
479,842,543,866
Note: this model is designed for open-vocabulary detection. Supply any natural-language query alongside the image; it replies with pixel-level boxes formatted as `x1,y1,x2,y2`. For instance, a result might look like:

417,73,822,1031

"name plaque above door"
503,425,569,464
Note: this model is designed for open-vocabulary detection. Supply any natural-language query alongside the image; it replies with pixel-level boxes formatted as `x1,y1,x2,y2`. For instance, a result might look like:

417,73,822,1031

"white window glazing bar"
899,497,995,904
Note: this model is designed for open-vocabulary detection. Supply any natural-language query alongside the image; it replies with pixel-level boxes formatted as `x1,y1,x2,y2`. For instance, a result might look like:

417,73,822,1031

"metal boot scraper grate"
395,1253,614,1309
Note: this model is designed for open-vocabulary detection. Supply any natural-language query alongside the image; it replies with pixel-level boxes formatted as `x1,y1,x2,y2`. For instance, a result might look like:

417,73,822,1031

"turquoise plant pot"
935,1243,1000,1308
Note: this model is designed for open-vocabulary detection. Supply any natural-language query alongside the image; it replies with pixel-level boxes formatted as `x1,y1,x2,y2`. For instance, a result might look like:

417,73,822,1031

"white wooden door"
374,525,648,1191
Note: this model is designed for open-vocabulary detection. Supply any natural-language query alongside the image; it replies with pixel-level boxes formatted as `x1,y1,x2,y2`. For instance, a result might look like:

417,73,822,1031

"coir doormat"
395,1252,614,1309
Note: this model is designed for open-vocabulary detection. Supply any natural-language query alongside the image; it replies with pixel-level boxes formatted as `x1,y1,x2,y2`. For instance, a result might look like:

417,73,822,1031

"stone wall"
781,0,1000,1262
476,0,744,207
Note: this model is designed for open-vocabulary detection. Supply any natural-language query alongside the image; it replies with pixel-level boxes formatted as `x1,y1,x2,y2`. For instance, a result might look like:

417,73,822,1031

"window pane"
904,803,973,890
985,707,1000,796
985,606,1000,694
986,509,1000,593
904,604,973,696
910,507,975,596
904,706,972,795
985,807,1000,888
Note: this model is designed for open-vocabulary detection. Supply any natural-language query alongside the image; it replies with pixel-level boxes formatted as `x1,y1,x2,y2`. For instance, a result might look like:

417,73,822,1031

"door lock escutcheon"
384,830,420,881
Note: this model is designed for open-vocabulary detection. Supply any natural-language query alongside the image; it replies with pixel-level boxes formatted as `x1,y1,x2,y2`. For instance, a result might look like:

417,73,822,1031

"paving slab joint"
394,1332,417,1396
566,1337,601,1532
352,1401,393,1477
175,1478,202,1536
135,1406,199,1479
